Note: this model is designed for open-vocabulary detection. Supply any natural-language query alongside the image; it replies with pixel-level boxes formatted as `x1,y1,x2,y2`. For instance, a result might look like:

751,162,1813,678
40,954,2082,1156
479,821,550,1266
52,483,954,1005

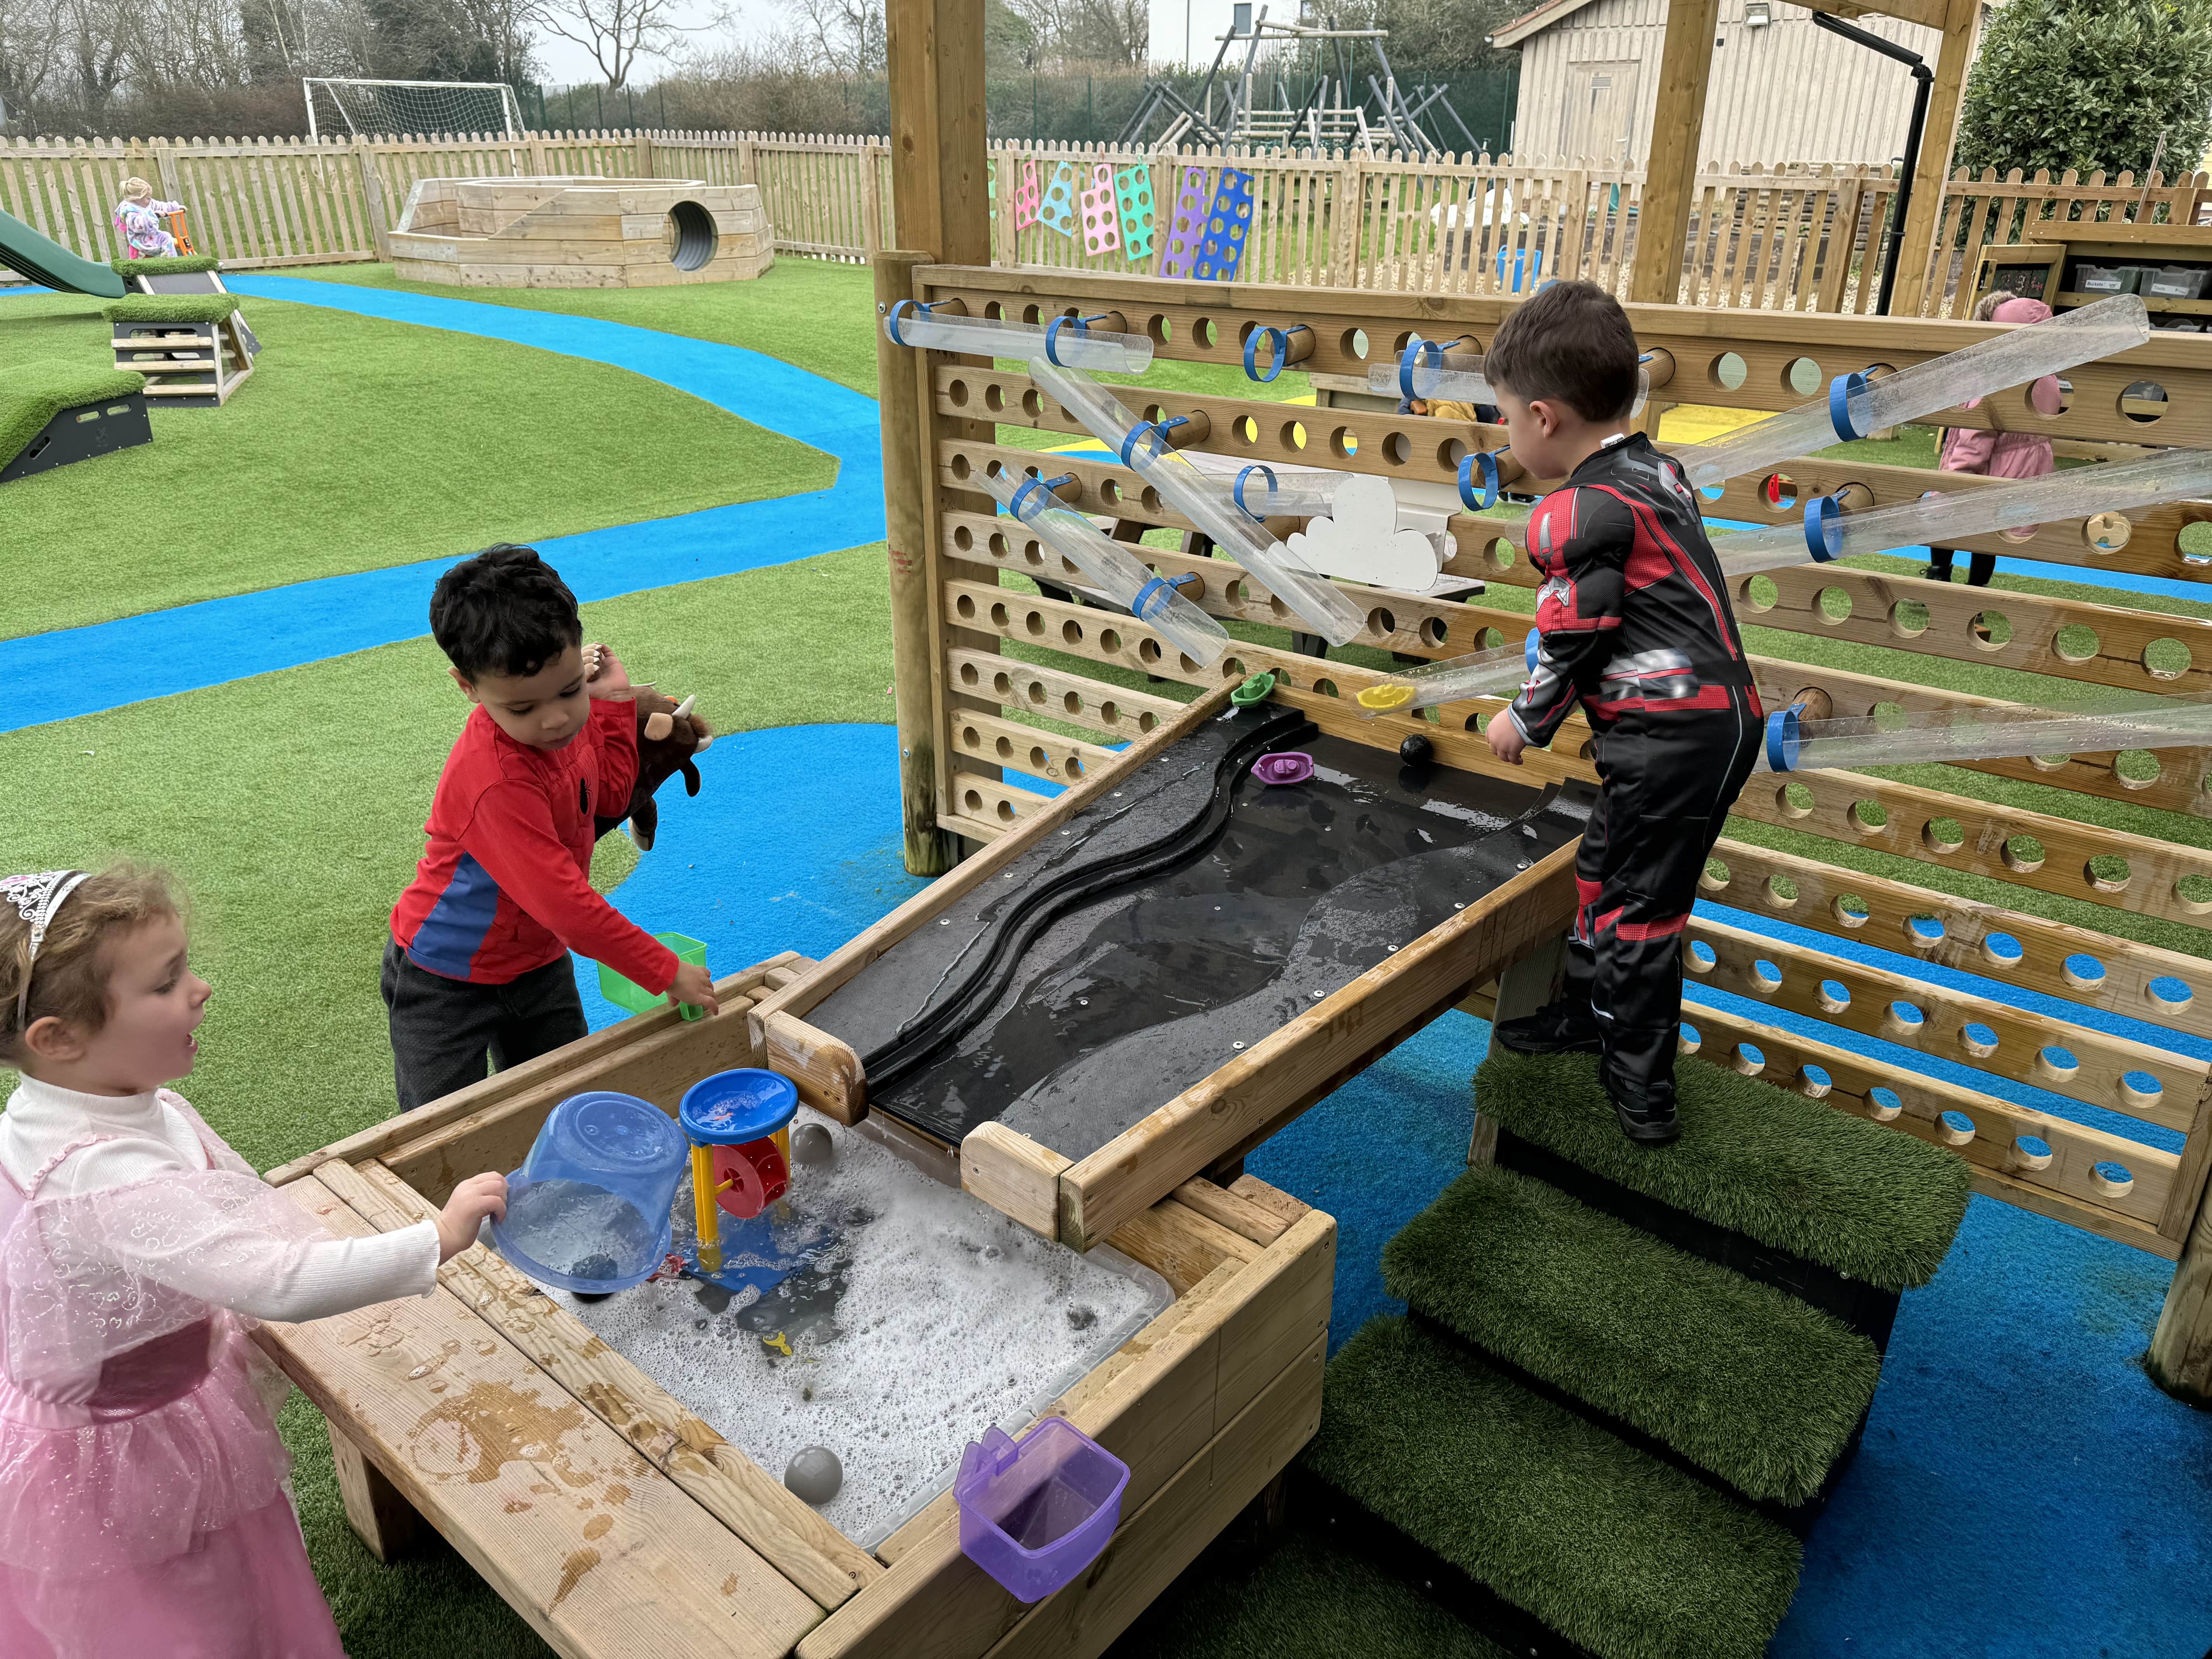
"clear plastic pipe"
981,469,1231,666
1671,295,2150,489
1363,346,1649,416
881,304,1153,374
1030,361,1370,646
1717,445,2212,577
1760,690,2212,783
1231,465,1344,520
1352,632,1537,718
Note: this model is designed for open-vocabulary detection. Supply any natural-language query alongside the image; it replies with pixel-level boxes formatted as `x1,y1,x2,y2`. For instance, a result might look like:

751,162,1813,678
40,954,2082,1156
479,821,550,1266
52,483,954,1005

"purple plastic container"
955,1417,1129,1602
1252,751,1314,786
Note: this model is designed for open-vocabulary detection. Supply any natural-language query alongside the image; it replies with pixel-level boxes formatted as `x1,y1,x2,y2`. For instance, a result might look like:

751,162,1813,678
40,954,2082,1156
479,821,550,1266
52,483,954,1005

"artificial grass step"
0,361,148,471
1104,1528,1514,1659
1304,1316,1801,1659
1475,1049,1970,1291
1385,1163,1881,1506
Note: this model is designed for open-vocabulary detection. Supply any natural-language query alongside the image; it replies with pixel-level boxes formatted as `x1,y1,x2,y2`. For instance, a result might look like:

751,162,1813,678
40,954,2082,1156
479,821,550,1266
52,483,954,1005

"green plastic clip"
1230,671,1277,708
598,932,709,1022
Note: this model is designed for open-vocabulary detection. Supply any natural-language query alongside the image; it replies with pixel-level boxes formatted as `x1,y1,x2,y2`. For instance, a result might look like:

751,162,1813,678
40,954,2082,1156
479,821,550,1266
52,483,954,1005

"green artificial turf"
0,544,895,1657
110,252,221,278
1304,1317,1801,1659
1477,1050,1970,1289
1106,1528,1511,1659
0,360,145,467
0,290,830,641
1385,1164,1879,1504
104,291,239,323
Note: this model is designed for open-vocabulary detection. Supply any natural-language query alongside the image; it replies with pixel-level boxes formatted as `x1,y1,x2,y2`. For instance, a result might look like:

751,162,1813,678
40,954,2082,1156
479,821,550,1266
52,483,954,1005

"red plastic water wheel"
713,1139,790,1219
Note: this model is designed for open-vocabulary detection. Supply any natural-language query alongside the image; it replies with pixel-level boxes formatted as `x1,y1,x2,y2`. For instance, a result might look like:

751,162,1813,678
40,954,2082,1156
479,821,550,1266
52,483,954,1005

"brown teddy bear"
594,688,714,850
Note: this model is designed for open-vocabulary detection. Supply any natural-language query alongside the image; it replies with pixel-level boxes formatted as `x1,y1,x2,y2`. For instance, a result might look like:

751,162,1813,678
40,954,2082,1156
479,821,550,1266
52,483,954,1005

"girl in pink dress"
1923,292,2066,586
0,864,510,1659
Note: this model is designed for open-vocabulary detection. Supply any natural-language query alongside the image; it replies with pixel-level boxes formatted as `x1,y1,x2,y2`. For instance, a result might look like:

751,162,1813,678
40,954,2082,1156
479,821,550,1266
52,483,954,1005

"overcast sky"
530,0,775,87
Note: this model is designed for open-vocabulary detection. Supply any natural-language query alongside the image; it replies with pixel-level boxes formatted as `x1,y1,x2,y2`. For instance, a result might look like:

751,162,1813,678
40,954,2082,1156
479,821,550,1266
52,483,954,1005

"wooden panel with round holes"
1685,916,2204,1133
1731,761,2212,929
1700,836,2212,1045
950,709,1119,791
944,647,1183,747
1676,1001,2179,1255
919,264,2212,448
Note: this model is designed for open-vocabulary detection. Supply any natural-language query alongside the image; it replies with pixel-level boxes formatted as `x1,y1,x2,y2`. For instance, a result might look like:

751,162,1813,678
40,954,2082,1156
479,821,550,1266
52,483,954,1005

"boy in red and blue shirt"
383,545,721,1110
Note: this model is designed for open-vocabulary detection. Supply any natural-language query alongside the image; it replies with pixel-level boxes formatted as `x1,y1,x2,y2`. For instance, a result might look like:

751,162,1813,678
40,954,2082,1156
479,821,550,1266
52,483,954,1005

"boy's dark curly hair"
429,544,582,681
1484,280,1642,423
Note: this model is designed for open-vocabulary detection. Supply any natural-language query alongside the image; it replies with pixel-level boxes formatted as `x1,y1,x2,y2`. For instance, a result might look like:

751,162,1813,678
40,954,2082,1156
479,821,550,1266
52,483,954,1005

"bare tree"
0,0,70,127
784,0,881,75
529,0,717,88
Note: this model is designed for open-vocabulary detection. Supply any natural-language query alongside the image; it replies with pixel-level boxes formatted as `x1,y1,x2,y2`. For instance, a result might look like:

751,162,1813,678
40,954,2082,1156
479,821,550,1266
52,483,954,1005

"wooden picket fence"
8,128,2209,312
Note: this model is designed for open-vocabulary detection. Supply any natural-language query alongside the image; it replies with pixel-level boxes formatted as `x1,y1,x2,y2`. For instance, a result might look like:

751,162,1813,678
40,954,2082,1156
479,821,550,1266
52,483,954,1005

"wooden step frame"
112,311,253,407
259,950,1334,1659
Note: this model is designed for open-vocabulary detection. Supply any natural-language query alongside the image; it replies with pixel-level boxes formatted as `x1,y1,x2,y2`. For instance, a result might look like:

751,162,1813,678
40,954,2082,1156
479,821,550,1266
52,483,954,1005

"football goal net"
303,78,525,141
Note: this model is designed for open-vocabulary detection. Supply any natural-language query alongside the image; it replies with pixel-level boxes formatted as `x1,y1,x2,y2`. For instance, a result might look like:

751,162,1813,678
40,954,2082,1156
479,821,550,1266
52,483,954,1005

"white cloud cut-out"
1285,473,1444,593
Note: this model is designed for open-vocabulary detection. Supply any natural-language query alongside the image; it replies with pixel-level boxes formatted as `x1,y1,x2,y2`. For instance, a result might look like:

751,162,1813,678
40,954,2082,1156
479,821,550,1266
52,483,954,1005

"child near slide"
113,179,187,259
0,864,509,1658
1923,291,2066,586
1480,282,1763,1146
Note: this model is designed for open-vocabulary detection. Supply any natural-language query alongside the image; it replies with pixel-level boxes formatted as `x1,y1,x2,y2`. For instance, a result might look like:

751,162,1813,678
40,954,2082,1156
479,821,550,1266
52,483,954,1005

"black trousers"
381,938,588,1112
1560,697,1762,1108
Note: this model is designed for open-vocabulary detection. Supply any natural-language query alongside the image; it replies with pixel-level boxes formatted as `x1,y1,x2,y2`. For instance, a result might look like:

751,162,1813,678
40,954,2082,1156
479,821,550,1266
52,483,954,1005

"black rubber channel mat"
809,701,1593,1157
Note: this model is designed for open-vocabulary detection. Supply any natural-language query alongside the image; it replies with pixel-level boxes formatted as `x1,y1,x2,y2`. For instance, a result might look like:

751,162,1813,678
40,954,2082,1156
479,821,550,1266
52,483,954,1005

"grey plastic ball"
785,1445,843,1505
791,1124,835,1166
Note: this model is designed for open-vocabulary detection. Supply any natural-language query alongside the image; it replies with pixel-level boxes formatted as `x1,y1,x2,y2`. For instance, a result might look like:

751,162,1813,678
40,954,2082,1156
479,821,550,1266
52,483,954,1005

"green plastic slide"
0,208,127,299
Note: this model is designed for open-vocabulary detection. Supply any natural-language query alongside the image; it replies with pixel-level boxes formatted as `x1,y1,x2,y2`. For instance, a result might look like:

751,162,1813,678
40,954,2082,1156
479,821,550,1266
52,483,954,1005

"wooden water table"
256,950,1336,1659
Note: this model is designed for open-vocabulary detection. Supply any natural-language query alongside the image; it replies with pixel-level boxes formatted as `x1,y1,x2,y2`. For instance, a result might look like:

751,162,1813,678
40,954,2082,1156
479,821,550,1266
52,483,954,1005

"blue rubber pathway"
0,275,888,734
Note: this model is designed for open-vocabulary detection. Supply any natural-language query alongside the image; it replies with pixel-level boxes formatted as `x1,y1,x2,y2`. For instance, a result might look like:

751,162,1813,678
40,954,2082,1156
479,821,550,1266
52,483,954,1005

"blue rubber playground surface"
6,275,2208,1657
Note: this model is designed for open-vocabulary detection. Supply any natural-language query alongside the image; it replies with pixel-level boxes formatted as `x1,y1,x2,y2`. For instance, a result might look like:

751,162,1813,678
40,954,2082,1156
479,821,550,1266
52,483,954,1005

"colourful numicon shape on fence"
1037,160,1079,237
1115,165,1155,263
1014,159,1041,230
1192,168,1256,282
1158,166,1211,278
1080,163,1122,257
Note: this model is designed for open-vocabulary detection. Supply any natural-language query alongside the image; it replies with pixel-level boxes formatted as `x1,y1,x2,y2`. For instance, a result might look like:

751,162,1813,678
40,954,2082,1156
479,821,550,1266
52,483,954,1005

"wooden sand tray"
259,954,1333,1659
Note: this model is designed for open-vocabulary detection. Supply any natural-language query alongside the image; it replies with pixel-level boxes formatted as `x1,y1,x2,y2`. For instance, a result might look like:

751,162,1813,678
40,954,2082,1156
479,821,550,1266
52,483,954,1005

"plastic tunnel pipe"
1366,339,1649,416
1030,361,1370,646
1669,295,2150,490
1757,691,2212,796
882,302,1152,373
0,209,127,298
1233,464,1344,520
982,468,1231,666
1716,444,2212,577
1352,630,1539,718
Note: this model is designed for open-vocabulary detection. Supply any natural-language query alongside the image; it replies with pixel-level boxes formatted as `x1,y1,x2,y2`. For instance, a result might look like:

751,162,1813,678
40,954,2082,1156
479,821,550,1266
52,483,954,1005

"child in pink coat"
0,864,509,1658
1924,292,2065,584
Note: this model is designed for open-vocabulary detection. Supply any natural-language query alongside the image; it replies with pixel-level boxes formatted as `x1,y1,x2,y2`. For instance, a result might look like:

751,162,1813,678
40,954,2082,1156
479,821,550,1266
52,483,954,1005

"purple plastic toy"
1252,751,1314,786
955,1417,1129,1603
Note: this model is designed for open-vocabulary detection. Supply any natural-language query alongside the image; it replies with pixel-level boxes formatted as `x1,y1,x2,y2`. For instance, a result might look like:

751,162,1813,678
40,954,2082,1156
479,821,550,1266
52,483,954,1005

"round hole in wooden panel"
1815,586,1852,624
2090,1161,2135,1199
1783,356,1822,395
1765,872,1798,908
2001,834,2044,874
1890,598,1930,638
992,735,1012,758
1982,931,2023,969
1343,328,1370,359
1440,437,1470,469
1687,939,1717,974
1848,799,1887,835
1195,318,1218,348
2120,380,2168,424
1679,1020,1703,1056
1741,574,1779,611
2114,749,2161,789
1958,1022,1999,1059
1906,913,1945,948
960,664,981,688
2179,519,2212,566
1021,388,1043,418
1025,681,1046,704
1799,1063,1833,1099
956,594,978,620
2147,974,2195,1012
1730,1042,1765,1076
1969,610,2012,650
2011,1135,2054,1171
992,671,1013,696
950,454,972,481
1021,304,1043,324
963,788,983,813
1138,711,1158,732
2064,951,2107,990
1778,781,1815,818
1331,426,1360,459
1138,638,1162,663
1750,959,1783,994
1063,692,1083,715
2086,854,2131,893
2144,637,2191,680
1029,746,1049,771
947,378,970,407
1817,979,1850,1013
1385,431,1413,465
1762,472,1798,511
1149,314,1171,344
1699,856,1730,893
1099,627,1122,653
1282,419,1308,450
1935,1110,1975,1147
2084,512,2131,553
952,525,973,551
997,799,1017,822
2177,874,2212,915
1098,699,1120,725
1711,352,1749,390
983,383,1006,412
1422,617,1449,647
1867,1087,1902,1121
988,531,1010,558
1024,611,1046,636
1369,607,1397,636
1235,414,1259,445
1833,892,1870,928
2053,622,2100,664
2037,1046,2080,1082
1922,816,1965,854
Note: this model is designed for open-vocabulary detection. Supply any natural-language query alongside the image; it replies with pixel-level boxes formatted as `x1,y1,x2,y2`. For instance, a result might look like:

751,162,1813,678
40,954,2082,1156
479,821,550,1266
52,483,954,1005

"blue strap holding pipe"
1244,324,1311,383
1802,494,1842,562
1043,311,1112,367
1233,464,1279,517
1118,415,1187,468
884,298,943,349
1007,472,1075,521
1458,449,1506,512
1764,703,1805,771
1827,371,1870,443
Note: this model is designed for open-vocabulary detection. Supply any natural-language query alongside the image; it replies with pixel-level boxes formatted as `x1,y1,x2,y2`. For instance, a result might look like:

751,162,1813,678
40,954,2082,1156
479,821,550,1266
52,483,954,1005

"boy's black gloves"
595,691,713,851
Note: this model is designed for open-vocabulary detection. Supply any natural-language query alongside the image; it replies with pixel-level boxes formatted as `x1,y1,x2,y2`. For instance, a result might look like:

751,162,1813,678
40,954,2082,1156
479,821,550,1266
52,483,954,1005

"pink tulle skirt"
0,1317,345,1657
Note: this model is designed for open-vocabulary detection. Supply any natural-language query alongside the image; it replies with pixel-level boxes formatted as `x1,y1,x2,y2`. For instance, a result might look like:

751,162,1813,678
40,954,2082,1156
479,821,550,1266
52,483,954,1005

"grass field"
0,287,827,641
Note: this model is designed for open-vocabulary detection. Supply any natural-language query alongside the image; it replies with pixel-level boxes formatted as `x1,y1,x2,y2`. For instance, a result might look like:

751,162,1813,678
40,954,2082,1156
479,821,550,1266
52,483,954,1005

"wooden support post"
872,248,956,876
354,139,392,260
1889,0,1984,317
328,1422,424,1563
1627,0,1723,304
1472,930,1570,1166
2151,1075,2212,1405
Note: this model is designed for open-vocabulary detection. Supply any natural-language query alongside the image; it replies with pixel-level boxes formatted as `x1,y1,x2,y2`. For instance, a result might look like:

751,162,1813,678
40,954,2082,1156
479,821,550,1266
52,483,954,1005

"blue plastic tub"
490,1091,689,1294
956,1417,1129,1603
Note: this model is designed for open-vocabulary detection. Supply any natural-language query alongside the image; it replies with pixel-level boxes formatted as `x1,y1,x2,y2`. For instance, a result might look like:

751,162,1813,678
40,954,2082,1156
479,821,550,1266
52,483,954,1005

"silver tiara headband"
3,871,91,1028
